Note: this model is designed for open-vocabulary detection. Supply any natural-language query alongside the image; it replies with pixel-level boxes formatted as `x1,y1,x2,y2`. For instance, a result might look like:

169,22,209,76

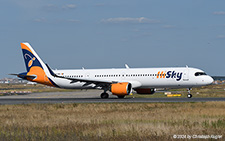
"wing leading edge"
45,64,117,88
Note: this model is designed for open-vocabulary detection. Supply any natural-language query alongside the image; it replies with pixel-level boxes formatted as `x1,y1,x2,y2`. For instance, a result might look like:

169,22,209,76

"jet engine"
134,88,155,95
111,82,132,95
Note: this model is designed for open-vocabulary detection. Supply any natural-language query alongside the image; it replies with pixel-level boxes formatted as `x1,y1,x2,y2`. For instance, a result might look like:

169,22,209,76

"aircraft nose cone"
207,76,214,85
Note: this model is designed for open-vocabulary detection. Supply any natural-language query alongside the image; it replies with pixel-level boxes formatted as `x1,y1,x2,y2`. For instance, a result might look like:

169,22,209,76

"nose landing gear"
187,88,192,98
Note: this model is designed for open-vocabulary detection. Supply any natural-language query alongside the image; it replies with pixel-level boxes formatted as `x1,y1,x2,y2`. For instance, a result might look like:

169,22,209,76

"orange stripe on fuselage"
27,66,54,87
163,72,166,78
21,43,33,53
157,71,160,78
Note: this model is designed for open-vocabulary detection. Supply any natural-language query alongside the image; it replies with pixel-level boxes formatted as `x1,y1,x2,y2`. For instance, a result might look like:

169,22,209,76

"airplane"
11,42,214,99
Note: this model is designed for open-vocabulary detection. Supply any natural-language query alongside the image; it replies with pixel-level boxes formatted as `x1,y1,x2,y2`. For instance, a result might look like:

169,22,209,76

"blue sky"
1,0,225,78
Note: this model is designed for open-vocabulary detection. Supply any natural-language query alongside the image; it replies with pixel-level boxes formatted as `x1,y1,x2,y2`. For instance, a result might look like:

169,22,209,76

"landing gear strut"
187,88,192,98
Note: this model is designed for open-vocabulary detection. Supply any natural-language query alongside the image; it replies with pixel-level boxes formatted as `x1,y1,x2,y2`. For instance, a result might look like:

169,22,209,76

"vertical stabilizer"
21,43,45,72
21,43,57,87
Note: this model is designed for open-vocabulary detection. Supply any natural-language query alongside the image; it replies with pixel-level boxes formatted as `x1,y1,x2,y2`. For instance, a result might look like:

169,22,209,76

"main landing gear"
100,91,126,99
187,88,192,98
117,95,125,98
100,93,126,99
100,92,109,99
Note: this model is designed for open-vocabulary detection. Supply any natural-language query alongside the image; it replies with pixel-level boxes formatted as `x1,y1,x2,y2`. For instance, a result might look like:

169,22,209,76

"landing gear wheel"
187,94,192,98
101,93,109,99
117,95,125,98
187,88,192,98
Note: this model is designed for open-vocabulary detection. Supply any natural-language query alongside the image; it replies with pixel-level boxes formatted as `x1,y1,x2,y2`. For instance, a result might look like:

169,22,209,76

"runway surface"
0,90,225,105
1,97,225,105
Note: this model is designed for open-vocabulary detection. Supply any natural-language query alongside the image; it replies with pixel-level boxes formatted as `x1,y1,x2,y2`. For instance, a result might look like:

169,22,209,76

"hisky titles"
157,71,183,81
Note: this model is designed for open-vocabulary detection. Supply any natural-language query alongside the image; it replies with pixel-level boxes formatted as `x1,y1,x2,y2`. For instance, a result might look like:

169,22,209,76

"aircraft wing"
55,74,116,84
46,64,118,88
54,75,141,88
46,64,143,88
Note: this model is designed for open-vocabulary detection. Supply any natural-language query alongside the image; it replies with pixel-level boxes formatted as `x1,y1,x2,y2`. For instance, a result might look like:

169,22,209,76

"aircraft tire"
101,93,109,99
187,94,192,98
117,95,125,98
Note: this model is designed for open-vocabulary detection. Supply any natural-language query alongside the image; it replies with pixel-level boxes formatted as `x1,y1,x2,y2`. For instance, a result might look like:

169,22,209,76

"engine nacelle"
111,82,132,95
135,88,155,95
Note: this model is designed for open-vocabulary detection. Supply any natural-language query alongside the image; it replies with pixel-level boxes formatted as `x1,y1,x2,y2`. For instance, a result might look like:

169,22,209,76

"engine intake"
111,82,132,95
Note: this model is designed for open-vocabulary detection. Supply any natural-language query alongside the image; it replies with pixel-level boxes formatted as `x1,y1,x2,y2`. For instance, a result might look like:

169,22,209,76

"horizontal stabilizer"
9,73,36,79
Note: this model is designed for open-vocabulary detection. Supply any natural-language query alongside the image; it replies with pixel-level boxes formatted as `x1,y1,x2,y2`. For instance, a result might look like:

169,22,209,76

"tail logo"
24,54,36,68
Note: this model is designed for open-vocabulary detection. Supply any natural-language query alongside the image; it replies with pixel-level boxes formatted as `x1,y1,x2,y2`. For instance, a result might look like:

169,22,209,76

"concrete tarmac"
0,90,225,105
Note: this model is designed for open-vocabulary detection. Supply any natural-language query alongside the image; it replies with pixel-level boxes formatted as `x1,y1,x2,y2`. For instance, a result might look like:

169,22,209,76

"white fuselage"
52,67,213,89
18,42,214,98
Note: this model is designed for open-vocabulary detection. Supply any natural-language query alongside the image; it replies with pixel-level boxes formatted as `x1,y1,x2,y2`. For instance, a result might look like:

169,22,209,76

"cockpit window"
195,72,207,76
